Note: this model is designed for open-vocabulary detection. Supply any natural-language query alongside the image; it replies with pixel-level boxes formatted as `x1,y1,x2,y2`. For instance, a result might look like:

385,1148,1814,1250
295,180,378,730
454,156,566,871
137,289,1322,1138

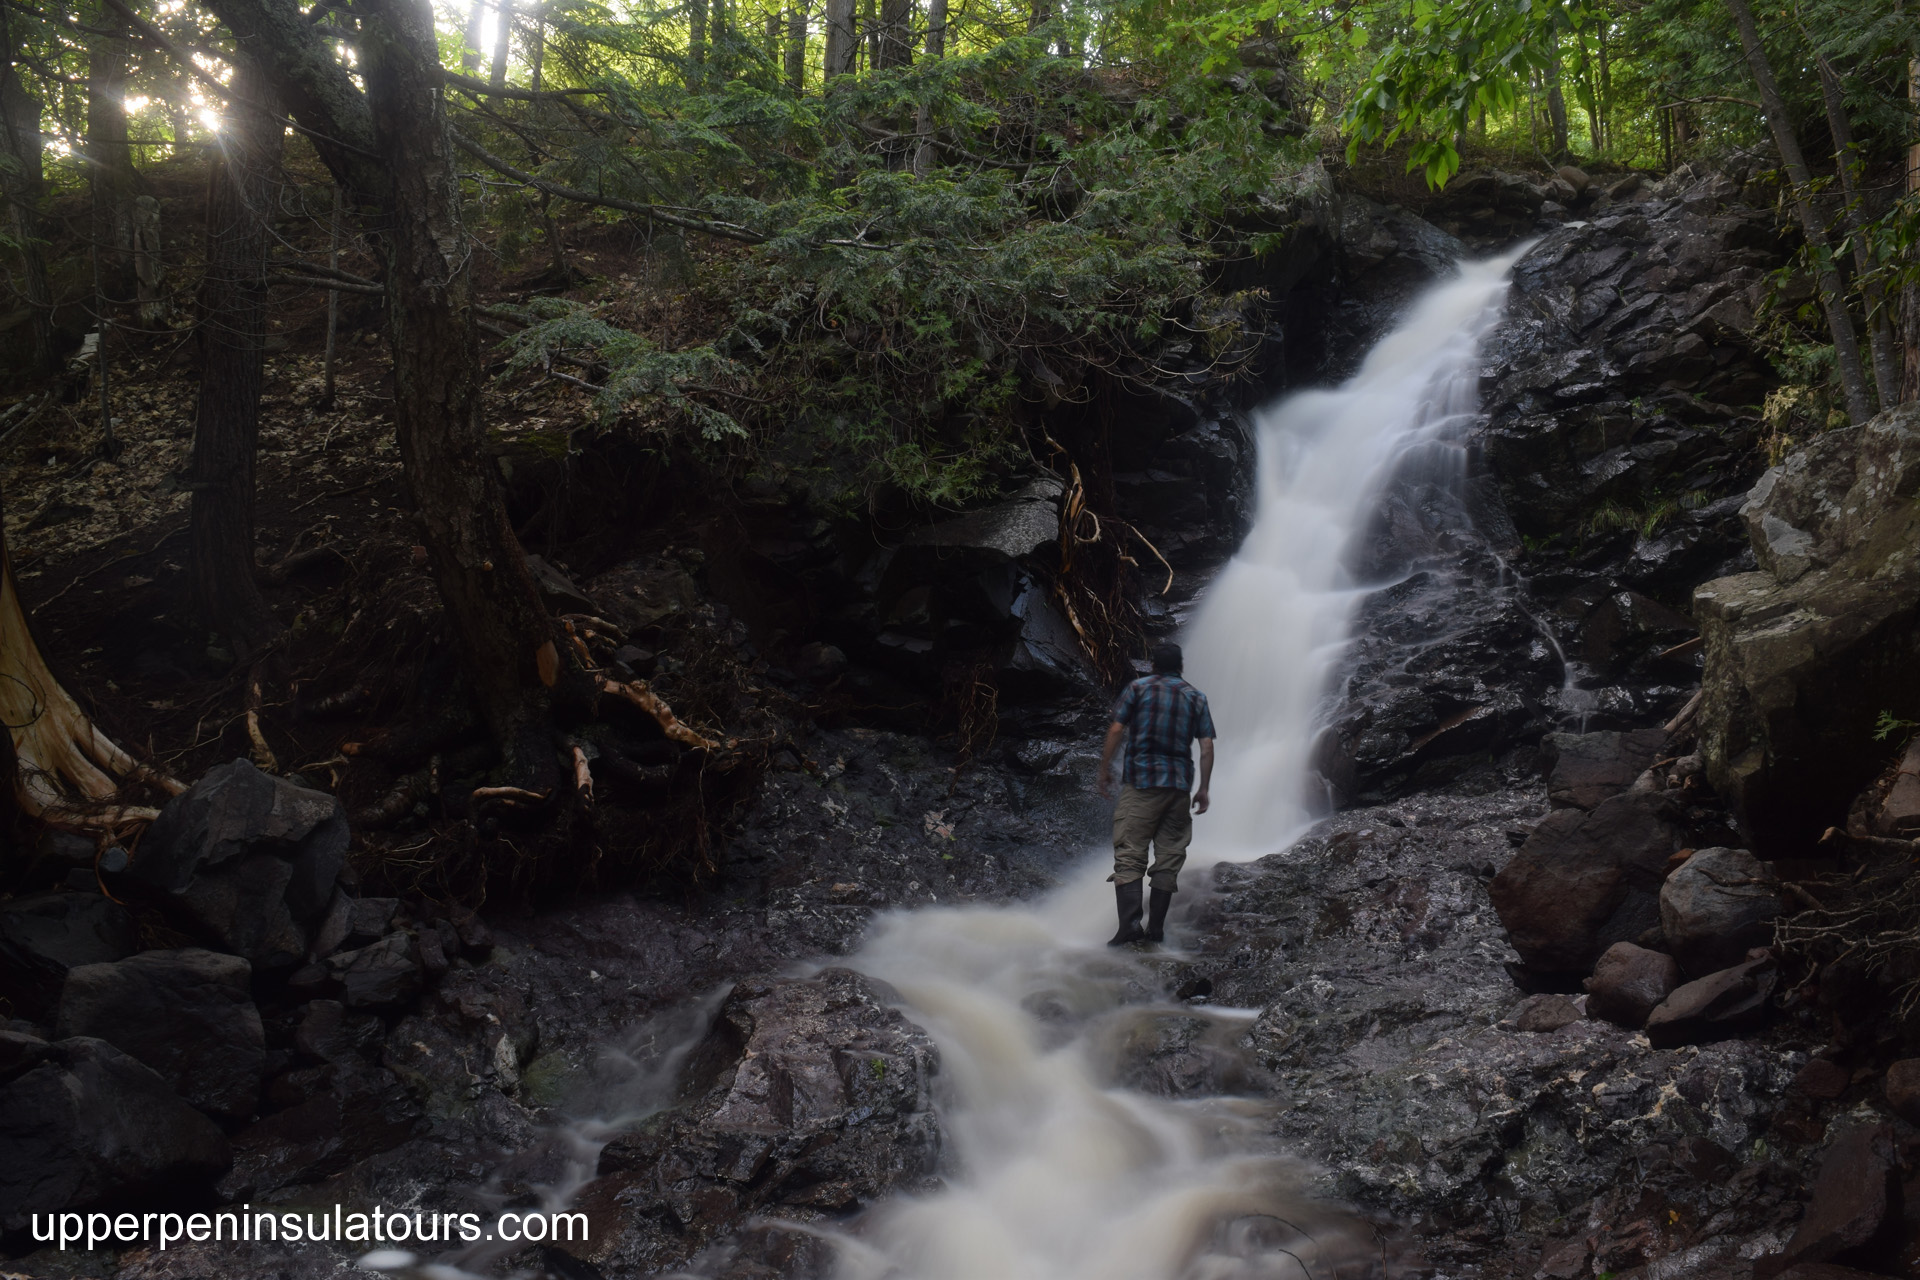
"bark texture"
188,55,283,658
359,0,573,785
86,6,136,302
0,64,54,374
823,0,856,77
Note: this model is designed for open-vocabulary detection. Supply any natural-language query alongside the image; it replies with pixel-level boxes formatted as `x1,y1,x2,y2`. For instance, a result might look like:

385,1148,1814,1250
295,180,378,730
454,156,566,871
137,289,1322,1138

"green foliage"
1873,711,1919,744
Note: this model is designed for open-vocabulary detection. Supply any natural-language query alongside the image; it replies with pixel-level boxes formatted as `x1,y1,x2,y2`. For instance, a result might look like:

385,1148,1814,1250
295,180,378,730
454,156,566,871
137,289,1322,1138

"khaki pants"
1111,785,1192,892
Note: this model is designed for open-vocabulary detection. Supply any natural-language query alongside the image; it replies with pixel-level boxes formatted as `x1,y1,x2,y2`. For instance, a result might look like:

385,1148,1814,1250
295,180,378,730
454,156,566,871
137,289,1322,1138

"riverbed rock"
1759,1122,1902,1277
292,999,383,1065
1882,1059,1920,1124
215,1061,424,1200
562,968,940,1276
309,892,400,959
1545,729,1670,810
1490,789,1688,982
1867,738,1920,839
1697,403,1920,854
54,948,265,1120
0,890,136,1018
1503,993,1583,1032
0,1037,230,1229
125,758,349,968
325,931,423,1008
1584,941,1682,1029
1644,951,1777,1048
381,967,537,1118
1659,847,1781,977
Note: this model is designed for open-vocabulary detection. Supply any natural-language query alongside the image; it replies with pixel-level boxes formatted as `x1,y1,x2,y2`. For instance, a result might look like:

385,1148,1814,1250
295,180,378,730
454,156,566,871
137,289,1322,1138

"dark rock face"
1760,1123,1902,1277
54,948,265,1121
1584,941,1682,1029
1545,728,1669,810
1883,1060,1920,1124
0,1037,230,1229
1645,951,1777,1048
215,1062,424,1200
1489,790,1687,981
125,759,349,968
564,968,940,1276
291,998,383,1065
1697,403,1920,853
380,967,537,1118
0,890,135,1018
326,932,424,1008
1658,847,1781,977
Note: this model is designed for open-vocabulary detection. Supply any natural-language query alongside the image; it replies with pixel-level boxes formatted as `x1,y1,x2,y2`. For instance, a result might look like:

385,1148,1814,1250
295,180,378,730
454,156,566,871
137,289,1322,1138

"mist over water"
419,253,1528,1280
1185,249,1531,859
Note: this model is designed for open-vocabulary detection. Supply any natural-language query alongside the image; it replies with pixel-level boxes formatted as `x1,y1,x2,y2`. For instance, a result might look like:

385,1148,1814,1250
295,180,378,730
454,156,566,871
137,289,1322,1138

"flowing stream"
406,250,1528,1280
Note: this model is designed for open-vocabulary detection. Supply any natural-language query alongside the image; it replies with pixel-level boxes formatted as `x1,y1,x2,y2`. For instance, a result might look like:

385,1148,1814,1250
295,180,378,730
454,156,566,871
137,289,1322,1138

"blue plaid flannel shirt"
1112,674,1216,792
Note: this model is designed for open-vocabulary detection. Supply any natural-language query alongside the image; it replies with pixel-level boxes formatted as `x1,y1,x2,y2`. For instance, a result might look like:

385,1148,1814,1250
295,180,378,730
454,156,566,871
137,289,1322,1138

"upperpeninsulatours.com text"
30,1205,589,1251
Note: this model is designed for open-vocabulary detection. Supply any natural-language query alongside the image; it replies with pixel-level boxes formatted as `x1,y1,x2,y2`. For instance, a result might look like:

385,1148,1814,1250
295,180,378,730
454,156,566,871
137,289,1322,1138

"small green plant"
868,1058,888,1080
1872,710,1919,743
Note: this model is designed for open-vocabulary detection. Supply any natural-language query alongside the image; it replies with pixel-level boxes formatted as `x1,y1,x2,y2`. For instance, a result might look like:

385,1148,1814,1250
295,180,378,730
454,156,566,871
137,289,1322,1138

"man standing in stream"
1097,641,1216,946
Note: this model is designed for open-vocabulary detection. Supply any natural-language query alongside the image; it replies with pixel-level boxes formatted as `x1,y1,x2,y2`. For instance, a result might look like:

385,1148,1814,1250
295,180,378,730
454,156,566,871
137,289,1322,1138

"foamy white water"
1185,248,1530,859
433,252,1528,1280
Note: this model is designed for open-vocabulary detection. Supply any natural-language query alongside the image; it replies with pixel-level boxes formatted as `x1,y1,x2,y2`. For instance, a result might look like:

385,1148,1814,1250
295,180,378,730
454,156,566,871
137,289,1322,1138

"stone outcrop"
0,890,136,1018
1696,403,1920,852
1584,941,1682,1029
1645,951,1777,1048
562,968,941,1276
125,759,349,968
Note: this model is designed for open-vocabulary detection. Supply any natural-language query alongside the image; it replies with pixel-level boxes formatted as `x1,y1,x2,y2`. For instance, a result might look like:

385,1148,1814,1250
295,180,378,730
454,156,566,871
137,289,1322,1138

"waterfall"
1185,248,1531,857
394,251,1528,1280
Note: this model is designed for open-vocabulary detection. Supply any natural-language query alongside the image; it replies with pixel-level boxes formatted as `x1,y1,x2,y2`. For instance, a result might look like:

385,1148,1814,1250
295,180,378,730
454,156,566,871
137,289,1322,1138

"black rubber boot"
1107,880,1145,946
1144,887,1174,943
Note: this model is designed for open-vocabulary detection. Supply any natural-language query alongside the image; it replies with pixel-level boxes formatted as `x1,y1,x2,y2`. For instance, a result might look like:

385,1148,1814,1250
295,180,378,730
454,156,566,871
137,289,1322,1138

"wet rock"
382,968,537,1117
125,758,349,968
0,1037,230,1229
1660,848,1782,977
1759,1122,1902,1277
1645,951,1777,1048
1584,941,1682,1029
1869,739,1920,839
1882,1059,1920,1124
566,968,939,1276
215,1061,424,1200
1490,790,1688,981
0,1029,49,1082
525,553,600,615
1107,1009,1260,1095
1545,729,1670,810
0,890,136,1018
1698,403,1920,853
310,891,401,958
54,948,265,1120
326,931,423,1008
1503,993,1583,1032
292,999,383,1065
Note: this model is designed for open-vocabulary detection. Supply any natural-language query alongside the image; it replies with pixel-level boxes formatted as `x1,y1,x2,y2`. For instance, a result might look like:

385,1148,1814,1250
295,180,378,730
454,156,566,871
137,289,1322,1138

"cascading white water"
400,252,1529,1280
1184,248,1531,858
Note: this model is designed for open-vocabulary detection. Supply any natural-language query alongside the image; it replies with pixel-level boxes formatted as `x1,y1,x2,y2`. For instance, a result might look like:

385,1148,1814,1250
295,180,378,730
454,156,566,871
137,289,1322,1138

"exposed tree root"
0,540,181,825
597,675,730,751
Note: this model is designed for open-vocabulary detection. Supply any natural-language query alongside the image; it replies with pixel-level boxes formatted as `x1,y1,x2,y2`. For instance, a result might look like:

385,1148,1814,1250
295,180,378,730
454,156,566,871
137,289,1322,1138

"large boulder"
0,891,135,1018
216,1062,423,1200
0,1037,230,1229
1489,789,1688,983
561,968,940,1276
1758,1122,1903,1278
55,948,265,1120
1696,404,1920,853
1658,847,1781,977
125,759,349,967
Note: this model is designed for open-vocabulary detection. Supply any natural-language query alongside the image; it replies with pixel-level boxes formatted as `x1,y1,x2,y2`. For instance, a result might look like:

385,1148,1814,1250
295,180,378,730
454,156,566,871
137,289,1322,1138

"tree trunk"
1596,16,1612,151
912,0,945,176
1544,49,1569,158
1723,0,1874,425
1907,58,1920,404
87,4,136,304
189,54,283,660
132,194,166,328
462,0,487,74
873,0,912,68
785,4,808,91
1813,56,1898,411
489,0,513,89
862,0,875,70
1574,28,1601,154
688,0,708,82
0,64,55,375
0,488,178,821
822,0,855,78
359,0,573,787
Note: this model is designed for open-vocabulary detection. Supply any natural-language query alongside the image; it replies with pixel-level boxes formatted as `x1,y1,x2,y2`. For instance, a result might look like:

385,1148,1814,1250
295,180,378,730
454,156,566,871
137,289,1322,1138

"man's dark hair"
1150,642,1183,675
